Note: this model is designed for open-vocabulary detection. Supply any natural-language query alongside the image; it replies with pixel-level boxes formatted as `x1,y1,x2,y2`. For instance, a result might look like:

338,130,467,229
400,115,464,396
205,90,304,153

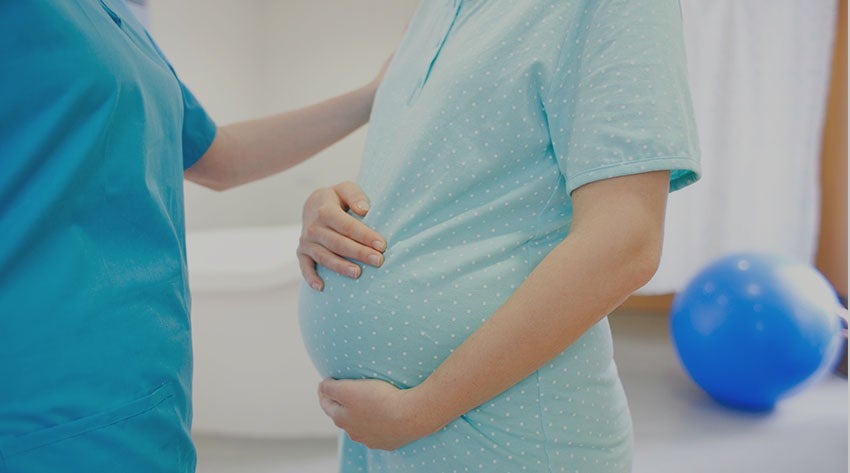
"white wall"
147,0,418,230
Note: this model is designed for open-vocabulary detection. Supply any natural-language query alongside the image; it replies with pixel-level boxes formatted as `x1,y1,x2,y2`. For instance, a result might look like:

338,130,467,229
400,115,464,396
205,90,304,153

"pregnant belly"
297,244,531,387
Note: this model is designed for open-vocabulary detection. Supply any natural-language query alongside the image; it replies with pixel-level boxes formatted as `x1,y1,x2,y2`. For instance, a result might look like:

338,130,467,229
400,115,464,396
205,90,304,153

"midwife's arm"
185,58,391,191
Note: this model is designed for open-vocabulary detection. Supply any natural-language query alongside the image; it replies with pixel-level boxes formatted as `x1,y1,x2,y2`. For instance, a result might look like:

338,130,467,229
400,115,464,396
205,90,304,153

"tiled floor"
194,310,848,473
195,436,337,473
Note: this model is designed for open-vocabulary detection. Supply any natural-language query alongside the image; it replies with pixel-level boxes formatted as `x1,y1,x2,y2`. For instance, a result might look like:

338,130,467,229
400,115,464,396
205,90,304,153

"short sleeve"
138,28,217,170
544,0,701,195
178,80,217,170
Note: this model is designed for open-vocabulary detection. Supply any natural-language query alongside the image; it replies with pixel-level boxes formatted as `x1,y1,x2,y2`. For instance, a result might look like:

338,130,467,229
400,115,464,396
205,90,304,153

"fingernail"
311,282,323,292
372,240,386,251
355,201,370,212
348,266,360,278
368,254,382,267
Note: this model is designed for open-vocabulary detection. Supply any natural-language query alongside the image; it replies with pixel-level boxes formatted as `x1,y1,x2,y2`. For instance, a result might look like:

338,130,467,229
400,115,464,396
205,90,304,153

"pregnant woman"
298,0,700,471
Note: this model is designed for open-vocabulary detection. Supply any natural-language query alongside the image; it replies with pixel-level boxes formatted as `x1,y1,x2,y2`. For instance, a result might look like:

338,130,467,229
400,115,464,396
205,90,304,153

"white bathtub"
186,225,336,438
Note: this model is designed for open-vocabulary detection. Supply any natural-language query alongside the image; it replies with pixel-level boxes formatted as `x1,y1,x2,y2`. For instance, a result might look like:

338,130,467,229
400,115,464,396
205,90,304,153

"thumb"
333,181,370,216
319,378,349,403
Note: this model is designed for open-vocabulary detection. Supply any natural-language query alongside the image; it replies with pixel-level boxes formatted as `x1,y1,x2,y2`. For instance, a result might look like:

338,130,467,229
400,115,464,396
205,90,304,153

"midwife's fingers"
298,241,361,280
332,181,371,217
297,252,323,291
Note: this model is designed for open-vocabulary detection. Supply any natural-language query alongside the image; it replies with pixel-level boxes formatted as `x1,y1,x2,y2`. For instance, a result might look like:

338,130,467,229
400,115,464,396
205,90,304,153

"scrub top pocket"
0,384,193,473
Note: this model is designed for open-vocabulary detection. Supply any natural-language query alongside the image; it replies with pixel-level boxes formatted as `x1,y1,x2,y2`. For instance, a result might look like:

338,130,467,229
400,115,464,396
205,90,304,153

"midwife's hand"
318,378,443,451
298,181,386,291
366,54,394,97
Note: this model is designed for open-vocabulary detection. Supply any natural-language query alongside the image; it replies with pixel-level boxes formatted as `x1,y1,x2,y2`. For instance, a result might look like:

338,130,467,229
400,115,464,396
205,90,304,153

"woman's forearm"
408,171,670,433
185,82,377,190
314,172,671,450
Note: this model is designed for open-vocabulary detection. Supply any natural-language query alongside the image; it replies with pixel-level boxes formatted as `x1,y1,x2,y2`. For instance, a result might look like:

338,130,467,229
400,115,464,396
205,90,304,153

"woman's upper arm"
569,170,671,269
570,170,671,219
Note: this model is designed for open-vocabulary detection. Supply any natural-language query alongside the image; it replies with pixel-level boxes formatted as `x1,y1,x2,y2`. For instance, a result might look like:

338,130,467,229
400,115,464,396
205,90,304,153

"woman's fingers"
298,241,362,280
327,184,386,252
333,181,371,216
319,378,347,401
325,210,386,253
318,379,349,427
299,182,388,289
318,393,345,425
311,225,383,268
297,253,323,292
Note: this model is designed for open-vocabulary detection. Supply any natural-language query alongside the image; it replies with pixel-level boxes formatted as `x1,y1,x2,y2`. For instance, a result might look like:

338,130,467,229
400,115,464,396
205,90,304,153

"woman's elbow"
624,235,663,291
634,247,662,289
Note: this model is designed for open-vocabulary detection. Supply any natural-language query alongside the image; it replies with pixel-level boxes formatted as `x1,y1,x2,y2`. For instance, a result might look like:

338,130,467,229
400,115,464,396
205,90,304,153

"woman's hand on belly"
318,377,444,451
297,181,387,291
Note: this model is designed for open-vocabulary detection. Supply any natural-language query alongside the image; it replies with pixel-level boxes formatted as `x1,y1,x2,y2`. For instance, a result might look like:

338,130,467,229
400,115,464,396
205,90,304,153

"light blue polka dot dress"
299,0,701,471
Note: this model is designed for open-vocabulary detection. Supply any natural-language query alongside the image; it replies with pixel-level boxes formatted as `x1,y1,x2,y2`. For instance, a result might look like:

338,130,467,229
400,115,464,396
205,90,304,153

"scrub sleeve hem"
180,93,217,171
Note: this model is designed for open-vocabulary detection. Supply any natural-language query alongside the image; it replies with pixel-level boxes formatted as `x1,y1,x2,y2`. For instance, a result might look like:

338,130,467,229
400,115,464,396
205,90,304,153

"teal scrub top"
299,0,700,471
0,1,216,471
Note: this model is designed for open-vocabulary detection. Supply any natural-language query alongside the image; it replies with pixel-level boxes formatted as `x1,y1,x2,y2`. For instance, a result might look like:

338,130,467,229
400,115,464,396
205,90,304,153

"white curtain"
642,0,839,294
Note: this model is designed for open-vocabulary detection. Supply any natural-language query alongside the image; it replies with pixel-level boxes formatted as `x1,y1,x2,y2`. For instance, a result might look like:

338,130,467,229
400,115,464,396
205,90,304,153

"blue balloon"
670,253,844,411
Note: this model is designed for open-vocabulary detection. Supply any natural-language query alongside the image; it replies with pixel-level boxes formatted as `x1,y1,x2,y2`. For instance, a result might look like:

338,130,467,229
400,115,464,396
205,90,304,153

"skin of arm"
185,59,392,279
317,170,671,450
184,77,379,191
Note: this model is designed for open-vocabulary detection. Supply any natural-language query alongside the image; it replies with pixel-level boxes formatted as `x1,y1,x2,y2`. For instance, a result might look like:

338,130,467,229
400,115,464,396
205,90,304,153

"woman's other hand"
318,378,443,451
297,181,386,291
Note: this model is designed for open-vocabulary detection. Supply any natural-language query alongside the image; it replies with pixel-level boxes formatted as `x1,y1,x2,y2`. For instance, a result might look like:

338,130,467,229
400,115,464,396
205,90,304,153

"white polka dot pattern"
299,0,700,471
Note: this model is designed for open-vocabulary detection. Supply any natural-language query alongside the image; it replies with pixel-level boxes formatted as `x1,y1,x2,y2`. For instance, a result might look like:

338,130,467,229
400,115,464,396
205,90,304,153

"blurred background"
148,0,416,230
137,1,847,472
